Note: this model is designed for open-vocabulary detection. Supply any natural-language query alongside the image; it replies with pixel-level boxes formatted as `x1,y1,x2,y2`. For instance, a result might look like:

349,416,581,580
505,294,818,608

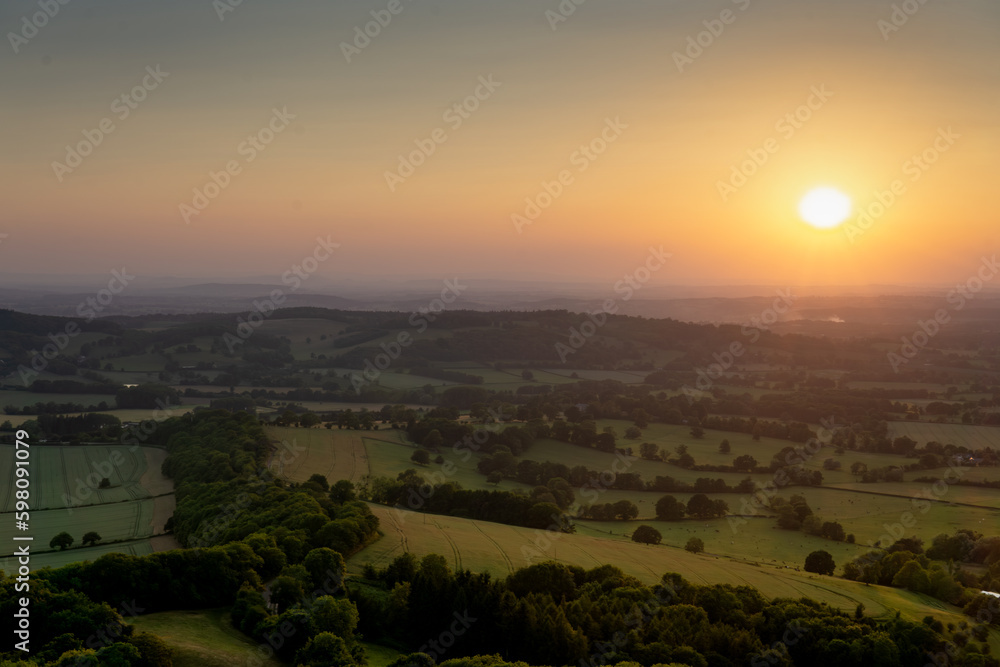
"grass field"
265,426,379,484
346,420,1000,561
352,503,991,637
130,608,286,667
888,421,1000,450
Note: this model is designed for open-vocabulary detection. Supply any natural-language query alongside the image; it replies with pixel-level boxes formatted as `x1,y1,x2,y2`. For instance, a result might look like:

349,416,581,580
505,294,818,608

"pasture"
888,421,1000,450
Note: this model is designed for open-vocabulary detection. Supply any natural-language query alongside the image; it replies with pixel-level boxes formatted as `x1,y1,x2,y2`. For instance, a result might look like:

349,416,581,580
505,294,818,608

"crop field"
0,445,172,511
0,445,174,572
130,608,286,667
352,504,988,634
888,421,1000,449
265,426,375,484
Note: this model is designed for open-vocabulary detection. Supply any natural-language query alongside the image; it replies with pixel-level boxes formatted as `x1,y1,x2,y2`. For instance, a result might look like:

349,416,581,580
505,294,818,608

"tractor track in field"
473,521,514,574
434,518,463,571
386,507,409,554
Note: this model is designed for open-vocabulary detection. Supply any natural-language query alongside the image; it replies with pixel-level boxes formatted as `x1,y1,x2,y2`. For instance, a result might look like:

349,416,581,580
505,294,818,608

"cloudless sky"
1,0,997,288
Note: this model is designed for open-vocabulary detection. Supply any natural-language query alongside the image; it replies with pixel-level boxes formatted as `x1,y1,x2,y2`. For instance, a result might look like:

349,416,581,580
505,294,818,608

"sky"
1,0,998,290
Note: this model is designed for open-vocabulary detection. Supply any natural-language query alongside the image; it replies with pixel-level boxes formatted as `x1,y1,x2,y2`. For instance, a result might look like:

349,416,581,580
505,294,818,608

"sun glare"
798,187,852,229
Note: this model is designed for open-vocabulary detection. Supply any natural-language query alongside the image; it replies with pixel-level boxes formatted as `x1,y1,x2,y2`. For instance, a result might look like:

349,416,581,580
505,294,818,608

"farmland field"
265,426,377,484
352,503,992,637
350,425,1000,571
888,421,1000,449
0,445,175,572
130,608,286,667
0,444,172,511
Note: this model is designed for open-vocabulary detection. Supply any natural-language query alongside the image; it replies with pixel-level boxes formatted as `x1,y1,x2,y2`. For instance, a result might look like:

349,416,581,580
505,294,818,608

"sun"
798,187,852,229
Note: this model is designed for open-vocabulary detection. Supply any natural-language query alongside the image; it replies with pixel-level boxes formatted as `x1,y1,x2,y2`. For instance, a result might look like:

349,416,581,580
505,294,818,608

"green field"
1,538,155,573
130,608,286,667
0,445,174,572
353,422,1000,574
888,421,1000,449
352,503,992,638
130,606,404,667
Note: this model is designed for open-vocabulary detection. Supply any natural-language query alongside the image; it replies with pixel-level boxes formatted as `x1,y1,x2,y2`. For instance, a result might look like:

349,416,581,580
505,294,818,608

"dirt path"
138,447,175,496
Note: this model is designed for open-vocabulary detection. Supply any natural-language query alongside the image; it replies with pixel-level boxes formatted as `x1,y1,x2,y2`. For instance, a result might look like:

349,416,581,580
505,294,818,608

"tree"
690,426,705,439
410,449,431,466
655,495,686,521
719,439,731,454
307,474,330,491
487,471,503,485
98,477,111,489
732,455,757,472
270,576,304,613
804,550,836,575
50,532,74,550
612,499,639,520
303,548,346,590
300,412,322,428
81,531,102,547
639,442,660,460
521,370,534,381
296,632,355,667
329,480,356,504
632,525,662,545
421,429,444,450
850,461,868,481
625,426,642,440
685,537,705,554
687,494,725,519
310,596,359,637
